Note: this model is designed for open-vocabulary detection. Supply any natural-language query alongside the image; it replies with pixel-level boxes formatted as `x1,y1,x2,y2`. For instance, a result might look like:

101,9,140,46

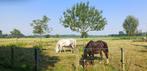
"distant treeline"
109,32,147,37
0,32,146,38
0,34,106,38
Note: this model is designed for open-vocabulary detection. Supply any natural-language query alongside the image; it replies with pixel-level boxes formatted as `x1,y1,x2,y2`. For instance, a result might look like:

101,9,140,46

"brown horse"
83,40,109,64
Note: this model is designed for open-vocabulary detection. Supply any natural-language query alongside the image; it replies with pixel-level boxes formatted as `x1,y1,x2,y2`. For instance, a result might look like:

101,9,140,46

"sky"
0,0,147,35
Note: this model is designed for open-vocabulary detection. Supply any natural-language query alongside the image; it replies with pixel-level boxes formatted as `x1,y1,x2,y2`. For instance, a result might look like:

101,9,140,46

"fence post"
11,46,14,67
34,47,38,71
121,48,125,71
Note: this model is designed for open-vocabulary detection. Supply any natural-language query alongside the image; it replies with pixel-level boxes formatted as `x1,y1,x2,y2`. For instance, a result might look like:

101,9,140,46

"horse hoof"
106,62,109,64
106,59,109,64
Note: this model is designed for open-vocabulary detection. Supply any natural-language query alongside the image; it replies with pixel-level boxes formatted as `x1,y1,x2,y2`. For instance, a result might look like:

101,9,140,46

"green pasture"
0,37,147,71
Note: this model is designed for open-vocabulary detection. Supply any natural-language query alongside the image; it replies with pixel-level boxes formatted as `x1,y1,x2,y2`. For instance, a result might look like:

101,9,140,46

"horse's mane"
85,40,94,48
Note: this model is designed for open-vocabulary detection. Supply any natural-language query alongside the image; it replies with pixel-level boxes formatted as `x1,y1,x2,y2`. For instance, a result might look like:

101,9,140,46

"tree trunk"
81,32,88,38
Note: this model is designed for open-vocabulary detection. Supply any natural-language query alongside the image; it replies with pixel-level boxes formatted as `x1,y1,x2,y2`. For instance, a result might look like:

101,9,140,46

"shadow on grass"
39,55,60,71
0,45,60,71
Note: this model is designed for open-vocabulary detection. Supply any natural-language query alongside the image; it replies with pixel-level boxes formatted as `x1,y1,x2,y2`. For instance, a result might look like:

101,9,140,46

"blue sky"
0,0,147,35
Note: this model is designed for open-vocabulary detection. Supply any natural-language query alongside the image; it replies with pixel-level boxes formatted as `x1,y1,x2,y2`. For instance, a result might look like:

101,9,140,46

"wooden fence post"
11,46,14,67
34,47,38,71
121,48,125,71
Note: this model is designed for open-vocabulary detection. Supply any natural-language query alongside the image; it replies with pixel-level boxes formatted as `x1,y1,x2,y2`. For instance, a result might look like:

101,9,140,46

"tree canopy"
31,16,50,35
60,2,107,38
123,15,139,36
10,29,24,37
119,31,125,35
0,30,2,35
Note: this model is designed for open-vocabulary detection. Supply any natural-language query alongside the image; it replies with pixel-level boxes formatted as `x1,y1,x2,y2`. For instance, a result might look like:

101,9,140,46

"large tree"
123,15,139,36
31,16,50,35
10,29,24,37
60,2,107,38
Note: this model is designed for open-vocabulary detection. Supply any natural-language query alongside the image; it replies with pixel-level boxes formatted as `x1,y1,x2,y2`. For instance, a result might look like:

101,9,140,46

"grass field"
0,37,147,71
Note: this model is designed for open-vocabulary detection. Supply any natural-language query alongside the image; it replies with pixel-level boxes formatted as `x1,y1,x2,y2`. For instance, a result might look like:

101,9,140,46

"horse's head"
83,40,94,58
79,54,88,68
83,48,88,59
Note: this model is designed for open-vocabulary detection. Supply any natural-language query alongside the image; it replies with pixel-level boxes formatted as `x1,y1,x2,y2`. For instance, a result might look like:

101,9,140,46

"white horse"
55,38,76,53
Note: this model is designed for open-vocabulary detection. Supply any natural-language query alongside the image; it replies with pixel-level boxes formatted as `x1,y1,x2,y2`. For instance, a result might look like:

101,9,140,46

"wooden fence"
7,47,125,71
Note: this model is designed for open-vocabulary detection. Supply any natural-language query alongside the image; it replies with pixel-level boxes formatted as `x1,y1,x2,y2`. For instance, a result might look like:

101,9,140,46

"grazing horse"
83,40,109,64
55,38,76,53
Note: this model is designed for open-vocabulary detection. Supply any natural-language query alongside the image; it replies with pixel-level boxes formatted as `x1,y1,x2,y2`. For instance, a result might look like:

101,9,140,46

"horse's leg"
55,46,59,53
104,51,109,64
91,54,94,65
88,52,94,65
71,44,74,53
72,47,74,53
70,46,73,53
60,46,63,53
63,47,65,52
83,52,87,59
56,44,60,53
62,46,65,52
59,47,61,53
100,51,103,64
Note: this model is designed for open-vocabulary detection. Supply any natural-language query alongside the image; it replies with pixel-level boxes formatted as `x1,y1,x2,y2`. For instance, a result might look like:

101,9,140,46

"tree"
10,29,24,37
119,31,125,36
0,30,2,38
55,34,60,38
123,15,139,36
31,16,50,36
136,29,142,36
60,2,107,38
45,34,50,38
0,30,2,36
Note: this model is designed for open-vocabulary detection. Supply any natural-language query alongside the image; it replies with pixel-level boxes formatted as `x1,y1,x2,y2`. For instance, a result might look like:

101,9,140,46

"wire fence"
0,45,125,71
